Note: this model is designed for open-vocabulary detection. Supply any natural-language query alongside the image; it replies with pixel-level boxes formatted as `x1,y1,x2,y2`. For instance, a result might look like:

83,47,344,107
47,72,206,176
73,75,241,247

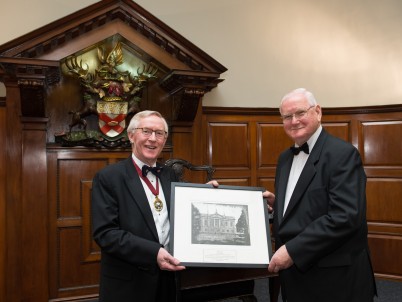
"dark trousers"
156,270,176,302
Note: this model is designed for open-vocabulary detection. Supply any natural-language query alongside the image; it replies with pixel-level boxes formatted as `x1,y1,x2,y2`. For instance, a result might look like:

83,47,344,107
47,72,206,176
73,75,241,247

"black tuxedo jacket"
273,129,376,302
91,157,179,302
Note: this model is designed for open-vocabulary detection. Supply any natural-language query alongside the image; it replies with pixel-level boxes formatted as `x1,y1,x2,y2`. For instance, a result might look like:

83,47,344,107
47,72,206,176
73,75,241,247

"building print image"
191,202,250,245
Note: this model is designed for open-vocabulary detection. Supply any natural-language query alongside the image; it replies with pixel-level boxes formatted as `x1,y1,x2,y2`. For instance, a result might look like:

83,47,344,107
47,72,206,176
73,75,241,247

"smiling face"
128,114,167,166
280,92,322,146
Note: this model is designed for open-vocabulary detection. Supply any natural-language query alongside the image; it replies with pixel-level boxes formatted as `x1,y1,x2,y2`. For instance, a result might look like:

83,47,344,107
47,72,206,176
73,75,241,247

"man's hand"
268,245,293,273
157,248,186,271
207,180,219,187
263,190,275,212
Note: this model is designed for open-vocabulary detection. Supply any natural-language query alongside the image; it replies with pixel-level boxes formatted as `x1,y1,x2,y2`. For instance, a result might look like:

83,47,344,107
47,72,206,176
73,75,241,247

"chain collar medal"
133,160,163,212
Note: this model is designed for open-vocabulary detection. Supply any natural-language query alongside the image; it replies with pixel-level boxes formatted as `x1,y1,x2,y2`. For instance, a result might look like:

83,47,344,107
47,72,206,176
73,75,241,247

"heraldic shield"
97,100,128,138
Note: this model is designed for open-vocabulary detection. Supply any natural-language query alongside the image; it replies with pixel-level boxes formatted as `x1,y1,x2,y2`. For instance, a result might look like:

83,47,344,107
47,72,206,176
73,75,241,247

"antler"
64,56,90,80
126,63,158,96
136,63,158,81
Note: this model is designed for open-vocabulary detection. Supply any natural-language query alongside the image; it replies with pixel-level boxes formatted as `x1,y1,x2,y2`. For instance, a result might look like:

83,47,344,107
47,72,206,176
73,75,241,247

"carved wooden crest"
56,41,158,148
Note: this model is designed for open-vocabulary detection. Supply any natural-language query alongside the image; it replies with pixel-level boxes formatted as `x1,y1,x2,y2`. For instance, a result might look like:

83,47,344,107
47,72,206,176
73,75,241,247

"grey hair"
126,110,169,135
280,88,317,113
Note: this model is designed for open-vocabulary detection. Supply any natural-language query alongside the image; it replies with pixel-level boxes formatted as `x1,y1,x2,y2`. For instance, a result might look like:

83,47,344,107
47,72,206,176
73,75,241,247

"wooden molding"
0,0,227,74
160,70,224,121
203,104,402,116
0,60,60,117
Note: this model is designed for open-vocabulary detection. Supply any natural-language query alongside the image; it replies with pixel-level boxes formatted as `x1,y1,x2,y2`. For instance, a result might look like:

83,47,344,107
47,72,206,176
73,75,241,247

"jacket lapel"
277,153,293,224
281,130,328,223
123,158,159,241
159,168,172,215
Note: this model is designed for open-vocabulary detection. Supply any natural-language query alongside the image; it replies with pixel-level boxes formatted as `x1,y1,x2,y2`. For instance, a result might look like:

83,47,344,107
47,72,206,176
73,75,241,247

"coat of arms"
55,42,157,147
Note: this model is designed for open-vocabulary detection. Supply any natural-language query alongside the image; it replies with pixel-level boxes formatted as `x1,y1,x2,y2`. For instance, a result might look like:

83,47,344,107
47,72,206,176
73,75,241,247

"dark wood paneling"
5,83,24,302
82,180,101,263
0,106,5,302
362,121,402,165
47,150,129,300
213,178,251,187
21,118,49,301
321,122,350,142
368,235,402,279
208,122,250,168
366,178,402,223
258,179,275,193
258,123,291,167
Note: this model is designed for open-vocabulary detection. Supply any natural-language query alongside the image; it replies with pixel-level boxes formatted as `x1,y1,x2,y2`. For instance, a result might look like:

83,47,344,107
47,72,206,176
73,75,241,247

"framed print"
170,182,272,268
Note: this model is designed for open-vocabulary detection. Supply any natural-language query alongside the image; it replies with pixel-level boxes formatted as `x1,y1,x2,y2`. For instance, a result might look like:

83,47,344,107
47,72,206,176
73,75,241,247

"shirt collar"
132,154,156,169
305,125,322,152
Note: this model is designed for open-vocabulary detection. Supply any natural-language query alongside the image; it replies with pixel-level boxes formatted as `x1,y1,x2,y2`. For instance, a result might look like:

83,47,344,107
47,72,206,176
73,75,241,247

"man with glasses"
264,88,377,301
91,110,217,302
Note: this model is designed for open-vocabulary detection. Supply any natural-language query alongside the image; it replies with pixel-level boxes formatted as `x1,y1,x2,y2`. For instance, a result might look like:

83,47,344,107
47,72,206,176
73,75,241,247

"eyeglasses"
281,105,316,123
134,128,167,140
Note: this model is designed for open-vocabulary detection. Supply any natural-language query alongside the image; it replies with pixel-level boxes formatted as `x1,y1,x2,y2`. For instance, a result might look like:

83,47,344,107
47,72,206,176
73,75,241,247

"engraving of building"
197,212,237,242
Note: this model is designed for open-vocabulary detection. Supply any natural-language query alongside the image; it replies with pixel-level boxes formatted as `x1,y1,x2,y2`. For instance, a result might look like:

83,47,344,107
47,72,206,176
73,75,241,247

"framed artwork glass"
170,182,272,268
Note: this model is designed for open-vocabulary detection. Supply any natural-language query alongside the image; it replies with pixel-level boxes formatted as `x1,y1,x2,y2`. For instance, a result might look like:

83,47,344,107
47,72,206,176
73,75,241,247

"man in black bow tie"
91,110,218,302
263,88,376,302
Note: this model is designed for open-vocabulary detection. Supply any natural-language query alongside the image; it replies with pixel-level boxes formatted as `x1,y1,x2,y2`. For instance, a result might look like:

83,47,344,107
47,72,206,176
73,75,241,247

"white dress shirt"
132,155,170,251
283,126,322,215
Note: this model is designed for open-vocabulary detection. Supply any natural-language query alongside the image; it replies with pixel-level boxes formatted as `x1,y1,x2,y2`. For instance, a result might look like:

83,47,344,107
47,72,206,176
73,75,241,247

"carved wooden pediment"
0,0,226,130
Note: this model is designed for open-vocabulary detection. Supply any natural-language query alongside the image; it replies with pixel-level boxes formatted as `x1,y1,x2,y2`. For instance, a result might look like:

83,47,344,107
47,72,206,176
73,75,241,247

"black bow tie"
142,165,163,177
290,142,309,155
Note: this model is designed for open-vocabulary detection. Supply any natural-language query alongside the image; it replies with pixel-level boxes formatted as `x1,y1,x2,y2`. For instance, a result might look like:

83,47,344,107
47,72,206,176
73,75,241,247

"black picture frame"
170,182,272,268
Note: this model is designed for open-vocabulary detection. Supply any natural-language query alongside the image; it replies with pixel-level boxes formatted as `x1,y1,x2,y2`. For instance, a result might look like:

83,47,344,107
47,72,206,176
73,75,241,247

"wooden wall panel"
171,125,193,161
258,123,291,167
59,228,98,288
208,123,250,168
47,150,129,300
0,104,5,302
362,121,402,165
366,178,402,223
58,159,104,217
321,122,350,142
82,180,101,263
4,83,24,302
206,121,254,186
366,177,402,280
214,178,251,186
21,119,49,301
368,235,402,279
